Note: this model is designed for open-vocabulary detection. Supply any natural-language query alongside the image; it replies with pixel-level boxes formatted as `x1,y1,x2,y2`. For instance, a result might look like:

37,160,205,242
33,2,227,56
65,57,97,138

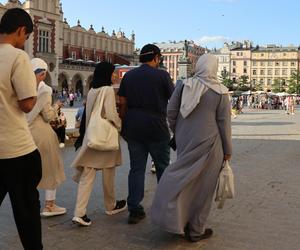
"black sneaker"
72,215,92,226
105,200,127,215
128,210,146,224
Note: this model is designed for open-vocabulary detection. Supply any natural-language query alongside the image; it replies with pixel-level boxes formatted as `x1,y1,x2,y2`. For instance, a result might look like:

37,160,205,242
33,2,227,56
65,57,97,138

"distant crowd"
231,93,298,115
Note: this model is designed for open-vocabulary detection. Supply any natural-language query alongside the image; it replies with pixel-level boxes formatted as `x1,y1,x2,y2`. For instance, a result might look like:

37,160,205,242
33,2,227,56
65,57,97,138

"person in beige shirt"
0,8,43,250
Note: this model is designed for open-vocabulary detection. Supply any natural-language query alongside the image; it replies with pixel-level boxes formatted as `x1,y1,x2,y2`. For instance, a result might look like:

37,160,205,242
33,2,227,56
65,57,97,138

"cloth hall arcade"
0,0,135,95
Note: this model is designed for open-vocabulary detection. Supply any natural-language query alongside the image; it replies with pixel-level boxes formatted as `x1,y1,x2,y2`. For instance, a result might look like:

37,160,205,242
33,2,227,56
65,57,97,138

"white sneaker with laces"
59,143,65,148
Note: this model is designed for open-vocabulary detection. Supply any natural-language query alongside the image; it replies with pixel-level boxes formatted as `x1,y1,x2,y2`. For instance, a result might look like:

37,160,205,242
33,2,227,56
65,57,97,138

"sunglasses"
34,68,46,74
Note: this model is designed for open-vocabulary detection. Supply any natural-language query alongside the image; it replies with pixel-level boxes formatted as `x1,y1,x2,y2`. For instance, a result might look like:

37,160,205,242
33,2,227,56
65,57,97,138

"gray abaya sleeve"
217,94,232,155
167,84,183,133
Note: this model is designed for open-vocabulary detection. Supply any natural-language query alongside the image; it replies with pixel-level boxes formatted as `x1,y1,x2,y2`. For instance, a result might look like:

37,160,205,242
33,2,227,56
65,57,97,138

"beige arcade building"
0,0,135,95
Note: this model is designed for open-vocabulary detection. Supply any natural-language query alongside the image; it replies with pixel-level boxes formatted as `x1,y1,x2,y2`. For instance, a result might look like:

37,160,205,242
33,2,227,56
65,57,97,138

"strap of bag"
91,87,107,119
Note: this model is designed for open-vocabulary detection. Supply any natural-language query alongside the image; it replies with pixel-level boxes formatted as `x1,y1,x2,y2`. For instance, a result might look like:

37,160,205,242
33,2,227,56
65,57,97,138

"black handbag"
169,84,184,151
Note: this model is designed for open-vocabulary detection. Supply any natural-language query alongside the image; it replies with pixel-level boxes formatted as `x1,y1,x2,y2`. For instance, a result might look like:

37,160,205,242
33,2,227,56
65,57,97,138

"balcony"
59,63,95,72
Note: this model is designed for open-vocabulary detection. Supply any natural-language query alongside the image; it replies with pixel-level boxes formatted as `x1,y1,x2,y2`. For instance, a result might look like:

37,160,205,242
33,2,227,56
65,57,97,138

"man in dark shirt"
118,44,174,224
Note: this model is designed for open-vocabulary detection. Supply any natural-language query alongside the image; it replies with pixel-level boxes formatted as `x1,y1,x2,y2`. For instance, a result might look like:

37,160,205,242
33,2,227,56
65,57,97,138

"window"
71,51,76,60
237,52,240,56
96,56,101,62
253,69,257,75
84,54,88,61
244,61,247,66
291,62,295,66
267,79,272,85
243,68,247,74
261,53,264,57
253,61,257,66
268,61,273,66
232,68,236,73
283,61,288,66
232,61,236,66
291,69,297,74
260,69,265,75
275,69,280,75
268,69,272,75
275,62,280,66
38,30,50,53
260,61,265,66
253,79,256,84
260,79,264,84
282,69,287,75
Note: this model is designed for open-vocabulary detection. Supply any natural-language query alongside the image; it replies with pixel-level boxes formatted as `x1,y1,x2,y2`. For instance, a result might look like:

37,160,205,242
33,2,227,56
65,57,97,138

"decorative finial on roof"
131,31,135,41
77,20,81,27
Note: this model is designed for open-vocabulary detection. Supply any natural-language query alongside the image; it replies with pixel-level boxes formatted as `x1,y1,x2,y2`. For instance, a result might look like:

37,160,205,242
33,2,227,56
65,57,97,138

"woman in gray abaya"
150,54,232,242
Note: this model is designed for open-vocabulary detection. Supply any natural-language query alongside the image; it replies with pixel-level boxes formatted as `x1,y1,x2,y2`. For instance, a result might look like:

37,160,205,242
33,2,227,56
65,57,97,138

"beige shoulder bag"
86,87,119,151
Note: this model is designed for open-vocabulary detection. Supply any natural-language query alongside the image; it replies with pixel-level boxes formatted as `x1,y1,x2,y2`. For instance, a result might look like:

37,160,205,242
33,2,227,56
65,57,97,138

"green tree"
272,78,286,93
254,81,264,91
219,70,234,90
237,75,250,91
287,71,300,94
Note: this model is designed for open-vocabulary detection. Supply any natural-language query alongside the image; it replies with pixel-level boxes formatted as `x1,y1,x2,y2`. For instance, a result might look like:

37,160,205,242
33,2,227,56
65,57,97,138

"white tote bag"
86,88,119,151
215,160,235,209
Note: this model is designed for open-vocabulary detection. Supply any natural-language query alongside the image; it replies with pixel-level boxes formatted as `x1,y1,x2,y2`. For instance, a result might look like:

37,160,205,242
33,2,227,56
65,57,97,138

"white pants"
45,189,57,201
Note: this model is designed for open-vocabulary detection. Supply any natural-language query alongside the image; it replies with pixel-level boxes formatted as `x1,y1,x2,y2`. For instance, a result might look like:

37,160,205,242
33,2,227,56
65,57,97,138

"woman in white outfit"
27,58,66,217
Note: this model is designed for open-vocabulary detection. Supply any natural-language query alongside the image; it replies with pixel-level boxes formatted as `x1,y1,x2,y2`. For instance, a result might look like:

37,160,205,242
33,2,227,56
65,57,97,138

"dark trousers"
127,139,170,212
55,126,66,143
0,150,43,250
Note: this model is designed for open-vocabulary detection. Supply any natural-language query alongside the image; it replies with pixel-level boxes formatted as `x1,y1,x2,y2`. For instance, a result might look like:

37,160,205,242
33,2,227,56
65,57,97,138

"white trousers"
45,189,57,201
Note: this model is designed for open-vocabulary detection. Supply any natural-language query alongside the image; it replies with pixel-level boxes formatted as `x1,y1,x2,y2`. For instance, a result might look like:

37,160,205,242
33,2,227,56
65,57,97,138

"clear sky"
1,0,299,49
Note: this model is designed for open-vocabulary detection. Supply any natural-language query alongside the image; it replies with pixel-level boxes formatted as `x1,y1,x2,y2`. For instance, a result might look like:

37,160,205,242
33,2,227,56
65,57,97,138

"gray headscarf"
180,54,228,118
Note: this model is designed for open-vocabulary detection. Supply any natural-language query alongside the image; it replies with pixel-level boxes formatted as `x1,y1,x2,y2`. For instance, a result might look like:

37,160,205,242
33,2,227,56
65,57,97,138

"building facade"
155,40,206,82
0,0,135,95
229,41,253,83
251,45,299,90
209,40,300,91
210,43,231,78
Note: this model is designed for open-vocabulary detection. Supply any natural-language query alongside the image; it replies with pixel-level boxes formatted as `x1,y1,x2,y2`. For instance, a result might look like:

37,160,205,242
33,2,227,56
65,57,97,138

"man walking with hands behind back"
0,8,43,249
118,44,174,224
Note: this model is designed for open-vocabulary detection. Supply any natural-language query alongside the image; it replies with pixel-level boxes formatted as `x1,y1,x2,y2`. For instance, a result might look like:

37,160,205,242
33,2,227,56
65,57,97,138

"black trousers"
0,150,43,250
54,126,66,143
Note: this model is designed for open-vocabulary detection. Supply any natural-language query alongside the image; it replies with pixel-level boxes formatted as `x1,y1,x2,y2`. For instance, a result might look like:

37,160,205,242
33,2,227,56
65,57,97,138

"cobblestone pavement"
1,108,300,250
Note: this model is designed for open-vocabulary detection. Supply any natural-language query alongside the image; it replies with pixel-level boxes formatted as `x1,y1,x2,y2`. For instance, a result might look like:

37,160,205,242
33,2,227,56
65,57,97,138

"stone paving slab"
1,108,300,249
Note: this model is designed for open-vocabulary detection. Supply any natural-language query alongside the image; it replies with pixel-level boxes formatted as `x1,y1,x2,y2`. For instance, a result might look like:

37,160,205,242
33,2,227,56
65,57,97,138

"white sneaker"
41,205,66,217
59,143,65,148
72,215,92,226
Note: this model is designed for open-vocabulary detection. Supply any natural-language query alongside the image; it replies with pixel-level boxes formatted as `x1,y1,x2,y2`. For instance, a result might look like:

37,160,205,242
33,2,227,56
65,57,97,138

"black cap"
139,44,161,62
